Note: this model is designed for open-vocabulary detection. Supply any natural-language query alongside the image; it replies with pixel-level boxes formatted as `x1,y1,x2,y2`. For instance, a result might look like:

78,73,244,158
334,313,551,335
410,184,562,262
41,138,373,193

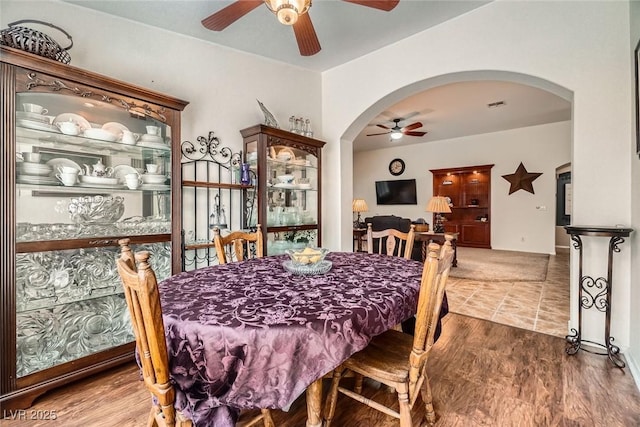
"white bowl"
141,174,167,184
83,128,118,142
276,174,295,184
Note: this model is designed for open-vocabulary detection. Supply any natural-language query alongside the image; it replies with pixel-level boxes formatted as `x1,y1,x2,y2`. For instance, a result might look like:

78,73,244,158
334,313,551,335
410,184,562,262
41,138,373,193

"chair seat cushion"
343,329,414,384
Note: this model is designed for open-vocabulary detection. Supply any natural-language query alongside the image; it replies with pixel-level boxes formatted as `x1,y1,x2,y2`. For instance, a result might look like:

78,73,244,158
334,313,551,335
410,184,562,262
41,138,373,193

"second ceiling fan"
367,118,428,140
201,0,400,56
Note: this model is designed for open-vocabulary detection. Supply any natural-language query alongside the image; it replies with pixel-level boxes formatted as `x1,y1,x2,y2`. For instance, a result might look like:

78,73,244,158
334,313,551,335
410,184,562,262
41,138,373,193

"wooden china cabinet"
0,46,188,408
430,164,494,248
241,125,325,254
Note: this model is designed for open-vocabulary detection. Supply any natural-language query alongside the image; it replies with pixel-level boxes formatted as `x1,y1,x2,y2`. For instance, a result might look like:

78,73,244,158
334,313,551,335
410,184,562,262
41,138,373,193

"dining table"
158,251,448,427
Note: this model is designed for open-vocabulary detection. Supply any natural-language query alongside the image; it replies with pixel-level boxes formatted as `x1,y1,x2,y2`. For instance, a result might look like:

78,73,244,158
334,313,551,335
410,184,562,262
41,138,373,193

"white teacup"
58,166,79,174
22,152,41,163
56,121,80,136
146,164,160,174
121,130,140,145
56,172,78,186
146,126,161,136
125,173,143,190
23,103,48,115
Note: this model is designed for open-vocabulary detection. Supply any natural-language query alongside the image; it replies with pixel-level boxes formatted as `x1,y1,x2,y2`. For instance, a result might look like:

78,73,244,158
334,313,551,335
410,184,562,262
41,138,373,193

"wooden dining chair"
366,223,416,260
213,224,264,264
323,240,455,427
116,239,275,427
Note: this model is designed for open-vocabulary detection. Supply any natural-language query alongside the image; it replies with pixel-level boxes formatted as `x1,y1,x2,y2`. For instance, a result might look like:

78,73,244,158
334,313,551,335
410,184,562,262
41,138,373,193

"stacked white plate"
83,128,118,142
20,162,52,176
140,134,164,144
18,162,57,185
138,134,169,149
78,175,121,188
101,122,129,141
16,111,59,132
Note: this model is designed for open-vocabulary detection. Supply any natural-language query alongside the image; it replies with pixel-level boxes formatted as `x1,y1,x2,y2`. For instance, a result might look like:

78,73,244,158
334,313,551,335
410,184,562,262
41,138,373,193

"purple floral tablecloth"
158,252,438,427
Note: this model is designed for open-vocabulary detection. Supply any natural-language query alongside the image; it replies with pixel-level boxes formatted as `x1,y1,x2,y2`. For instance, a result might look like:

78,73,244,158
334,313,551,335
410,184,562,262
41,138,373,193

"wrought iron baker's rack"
180,131,256,270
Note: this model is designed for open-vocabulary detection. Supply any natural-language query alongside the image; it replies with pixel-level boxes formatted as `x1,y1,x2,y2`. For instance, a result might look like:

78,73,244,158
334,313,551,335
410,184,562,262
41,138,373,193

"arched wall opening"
340,69,573,252
338,69,574,336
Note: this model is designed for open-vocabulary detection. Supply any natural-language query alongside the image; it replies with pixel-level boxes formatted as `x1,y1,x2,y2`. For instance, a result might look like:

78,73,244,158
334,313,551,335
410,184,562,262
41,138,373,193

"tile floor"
445,250,570,337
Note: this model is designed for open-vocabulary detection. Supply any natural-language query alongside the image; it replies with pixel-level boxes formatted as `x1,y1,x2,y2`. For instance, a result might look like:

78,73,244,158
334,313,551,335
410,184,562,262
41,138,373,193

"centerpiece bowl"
285,247,329,265
283,247,332,275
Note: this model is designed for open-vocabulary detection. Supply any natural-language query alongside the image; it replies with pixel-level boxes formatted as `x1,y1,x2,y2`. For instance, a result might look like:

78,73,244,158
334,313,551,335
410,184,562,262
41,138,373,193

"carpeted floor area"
445,249,569,337
450,247,549,281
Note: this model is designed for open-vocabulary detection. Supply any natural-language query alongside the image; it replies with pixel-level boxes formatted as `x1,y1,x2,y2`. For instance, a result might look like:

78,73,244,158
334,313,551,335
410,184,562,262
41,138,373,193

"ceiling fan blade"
375,124,391,130
293,13,321,56
366,131,391,136
402,122,423,132
403,131,428,137
202,0,263,31
342,0,400,12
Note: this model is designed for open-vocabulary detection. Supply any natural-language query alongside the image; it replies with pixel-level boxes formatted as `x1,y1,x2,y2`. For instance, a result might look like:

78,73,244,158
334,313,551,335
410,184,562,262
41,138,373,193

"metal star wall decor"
501,162,542,195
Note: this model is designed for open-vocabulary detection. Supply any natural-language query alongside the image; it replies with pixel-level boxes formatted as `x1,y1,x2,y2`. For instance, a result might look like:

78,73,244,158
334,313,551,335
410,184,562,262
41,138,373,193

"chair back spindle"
366,223,416,259
214,224,264,264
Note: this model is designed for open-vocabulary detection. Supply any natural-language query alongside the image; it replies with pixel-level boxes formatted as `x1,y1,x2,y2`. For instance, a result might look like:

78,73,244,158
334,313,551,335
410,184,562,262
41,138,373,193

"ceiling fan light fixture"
390,130,403,140
266,0,311,26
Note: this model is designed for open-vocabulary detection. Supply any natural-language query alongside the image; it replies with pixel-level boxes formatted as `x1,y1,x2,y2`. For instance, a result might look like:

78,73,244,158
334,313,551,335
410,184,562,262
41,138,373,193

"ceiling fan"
366,118,427,140
201,0,400,56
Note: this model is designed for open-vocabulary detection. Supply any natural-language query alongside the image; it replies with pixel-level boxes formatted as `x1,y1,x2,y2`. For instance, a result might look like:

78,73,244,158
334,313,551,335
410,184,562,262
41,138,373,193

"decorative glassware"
240,163,251,185
305,119,313,137
67,196,125,224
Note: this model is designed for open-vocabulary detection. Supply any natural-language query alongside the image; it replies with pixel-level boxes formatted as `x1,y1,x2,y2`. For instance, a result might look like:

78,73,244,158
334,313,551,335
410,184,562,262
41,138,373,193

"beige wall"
628,0,640,389
353,121,571,254
322,1,636,378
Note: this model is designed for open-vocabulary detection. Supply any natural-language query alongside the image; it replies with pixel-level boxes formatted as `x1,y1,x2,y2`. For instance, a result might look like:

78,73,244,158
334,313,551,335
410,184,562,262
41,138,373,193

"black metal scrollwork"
579,276,608,312
181,131,242,167
570,234,582,250
610,235,624,253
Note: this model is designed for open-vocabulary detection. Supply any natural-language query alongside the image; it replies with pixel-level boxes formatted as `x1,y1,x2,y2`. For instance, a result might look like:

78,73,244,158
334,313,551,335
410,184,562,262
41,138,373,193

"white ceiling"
354,80,572,152
64,0,572,151
65,0,490,72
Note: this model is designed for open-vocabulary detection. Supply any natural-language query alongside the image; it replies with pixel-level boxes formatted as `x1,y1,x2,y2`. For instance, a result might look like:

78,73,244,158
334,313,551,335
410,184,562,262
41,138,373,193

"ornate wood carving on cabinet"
430,164,494,248
0,46,188,409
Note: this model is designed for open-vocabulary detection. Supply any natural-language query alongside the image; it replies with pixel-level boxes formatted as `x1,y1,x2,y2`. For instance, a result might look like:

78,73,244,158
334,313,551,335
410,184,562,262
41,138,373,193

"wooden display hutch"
1,47,188,408
241,125,325,254
430,164,494,248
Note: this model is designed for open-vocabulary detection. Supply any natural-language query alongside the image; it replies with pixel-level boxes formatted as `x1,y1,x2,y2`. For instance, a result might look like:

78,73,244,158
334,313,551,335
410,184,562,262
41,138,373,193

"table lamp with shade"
352,199,368,229
426,196,451,233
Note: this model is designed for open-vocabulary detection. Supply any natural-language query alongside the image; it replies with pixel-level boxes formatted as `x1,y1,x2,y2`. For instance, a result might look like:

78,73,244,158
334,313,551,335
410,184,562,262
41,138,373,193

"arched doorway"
343,70,573,336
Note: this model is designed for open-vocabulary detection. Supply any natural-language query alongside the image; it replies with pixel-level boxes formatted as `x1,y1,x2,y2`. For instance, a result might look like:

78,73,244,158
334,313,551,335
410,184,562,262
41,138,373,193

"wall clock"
389,158,405,176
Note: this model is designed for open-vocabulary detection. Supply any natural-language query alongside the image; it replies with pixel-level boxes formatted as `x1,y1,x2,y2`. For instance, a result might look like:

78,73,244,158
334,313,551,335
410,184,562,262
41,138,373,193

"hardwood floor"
3,313,639,426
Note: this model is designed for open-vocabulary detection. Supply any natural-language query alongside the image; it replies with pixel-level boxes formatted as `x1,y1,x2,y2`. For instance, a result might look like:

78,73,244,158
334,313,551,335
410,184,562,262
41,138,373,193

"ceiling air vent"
487,101,506,109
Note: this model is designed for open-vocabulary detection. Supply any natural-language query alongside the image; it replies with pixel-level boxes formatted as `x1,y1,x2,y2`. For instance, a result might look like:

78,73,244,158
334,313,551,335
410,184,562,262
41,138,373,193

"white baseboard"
627,351,640,392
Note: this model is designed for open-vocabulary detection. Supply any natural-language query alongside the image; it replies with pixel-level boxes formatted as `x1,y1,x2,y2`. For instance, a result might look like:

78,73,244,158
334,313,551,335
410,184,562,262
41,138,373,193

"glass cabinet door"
14,88,172,377
243,125,325,255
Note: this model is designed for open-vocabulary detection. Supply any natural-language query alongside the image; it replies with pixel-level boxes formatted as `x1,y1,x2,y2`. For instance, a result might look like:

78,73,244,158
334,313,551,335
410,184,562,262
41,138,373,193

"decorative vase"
240,163,251,185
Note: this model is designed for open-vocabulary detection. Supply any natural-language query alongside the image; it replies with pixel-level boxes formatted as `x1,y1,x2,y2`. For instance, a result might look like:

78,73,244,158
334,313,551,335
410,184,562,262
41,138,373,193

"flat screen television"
375,179,418,205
